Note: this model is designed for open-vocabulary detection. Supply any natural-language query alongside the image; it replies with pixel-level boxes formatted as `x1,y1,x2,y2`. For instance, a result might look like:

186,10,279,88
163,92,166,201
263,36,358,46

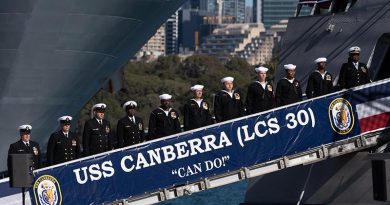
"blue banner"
30,81,390,205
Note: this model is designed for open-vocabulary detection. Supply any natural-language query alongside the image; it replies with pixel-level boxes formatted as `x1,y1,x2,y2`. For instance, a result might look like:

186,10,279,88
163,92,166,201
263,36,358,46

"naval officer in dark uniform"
82,103,113,156
183,84,213,131
214,77,246,122
338,46,371,89
148,94,181,139
117,101,145,148
275,64,303,106
246,66,275,114
306,57,334,99
47,116,81,166
7,125,41,173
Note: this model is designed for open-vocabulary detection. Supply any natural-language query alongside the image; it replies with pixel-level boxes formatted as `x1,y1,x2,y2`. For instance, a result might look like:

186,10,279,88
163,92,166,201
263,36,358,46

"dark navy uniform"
275,78,303,106
148,108,181,139
338,61,371,89
7,140,41,170
183,99,213,131
306,71,334,99
82,118,113,156
117,116,145,147
246,81,275,114
214,90,246,122
47,131,81,165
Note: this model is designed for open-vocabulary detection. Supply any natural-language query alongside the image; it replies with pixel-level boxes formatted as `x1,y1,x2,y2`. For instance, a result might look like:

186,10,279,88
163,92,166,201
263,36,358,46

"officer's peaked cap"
18,124,32,133
93,103,106,111
349,46,361,54
58,116,72,123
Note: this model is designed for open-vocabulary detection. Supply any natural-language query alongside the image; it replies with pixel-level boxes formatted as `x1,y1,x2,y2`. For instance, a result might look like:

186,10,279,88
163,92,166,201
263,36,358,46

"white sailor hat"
284,64,296,70
255,66,269,73
123,101,137,110
159,94,172,100
349,46,361,54
18,124,32,133
221,77,234,84
314,57,327,64
190,84,204,91
58,116,72,124
93,103,106,111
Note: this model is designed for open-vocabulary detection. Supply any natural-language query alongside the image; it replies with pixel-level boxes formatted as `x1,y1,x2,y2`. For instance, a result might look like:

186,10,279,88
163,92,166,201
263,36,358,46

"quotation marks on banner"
171,156,230,178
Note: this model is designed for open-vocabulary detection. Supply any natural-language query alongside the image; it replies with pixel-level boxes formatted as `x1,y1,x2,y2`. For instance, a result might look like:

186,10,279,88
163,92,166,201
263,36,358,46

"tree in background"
77,55,279,146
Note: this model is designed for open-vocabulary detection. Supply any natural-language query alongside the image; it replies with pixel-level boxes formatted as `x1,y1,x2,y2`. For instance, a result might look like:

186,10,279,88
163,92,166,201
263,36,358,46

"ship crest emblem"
234,93,240,100
34,175,62,205
329,98,354,135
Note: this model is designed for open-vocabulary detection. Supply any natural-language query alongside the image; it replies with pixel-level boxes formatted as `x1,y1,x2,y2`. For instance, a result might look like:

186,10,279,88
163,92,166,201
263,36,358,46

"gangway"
1,78,390,205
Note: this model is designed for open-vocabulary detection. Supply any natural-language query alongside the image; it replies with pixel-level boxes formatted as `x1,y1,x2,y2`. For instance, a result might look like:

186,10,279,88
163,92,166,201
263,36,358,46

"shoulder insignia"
326,74,332,81
72,140,77,146
234,93,240,100
138,123,143,130
202,102,209,110
294,80,300,87
33,147,39,155
105,125,110,134
267,84,273,92
170,112,177,119
361,67,367,73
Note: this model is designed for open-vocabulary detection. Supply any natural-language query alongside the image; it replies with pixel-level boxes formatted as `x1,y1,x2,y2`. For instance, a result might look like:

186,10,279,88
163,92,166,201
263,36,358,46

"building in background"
198,23,265,62
261,0,298,28
236,19,287,65
245,6,253,23
252,0,262,23
135,11,179,60
166,11,180,55
200,0,217,13
135,25,166,61
223,0,246,23
179,8,217,53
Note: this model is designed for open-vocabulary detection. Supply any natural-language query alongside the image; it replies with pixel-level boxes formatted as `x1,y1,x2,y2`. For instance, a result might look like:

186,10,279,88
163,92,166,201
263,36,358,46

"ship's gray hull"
244,151,390,204
0,0,186,171
245,1,390,204
275,0,390,86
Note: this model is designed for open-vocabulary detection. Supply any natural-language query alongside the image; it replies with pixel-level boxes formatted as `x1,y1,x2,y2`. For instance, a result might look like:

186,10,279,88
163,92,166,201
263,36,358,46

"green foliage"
79,55,260,131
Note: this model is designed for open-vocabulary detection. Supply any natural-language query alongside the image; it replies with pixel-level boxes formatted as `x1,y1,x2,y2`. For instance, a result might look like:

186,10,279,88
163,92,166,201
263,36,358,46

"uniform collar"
284,77,295,83
221,89,234,94
159,107,172,112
